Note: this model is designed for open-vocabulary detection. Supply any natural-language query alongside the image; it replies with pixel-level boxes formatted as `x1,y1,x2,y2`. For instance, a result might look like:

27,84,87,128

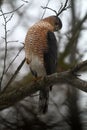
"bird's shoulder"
29,21,53,34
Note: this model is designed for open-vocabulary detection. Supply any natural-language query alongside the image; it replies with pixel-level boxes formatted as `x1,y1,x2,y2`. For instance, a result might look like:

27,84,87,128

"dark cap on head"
55,16,62,29
43,15,62,31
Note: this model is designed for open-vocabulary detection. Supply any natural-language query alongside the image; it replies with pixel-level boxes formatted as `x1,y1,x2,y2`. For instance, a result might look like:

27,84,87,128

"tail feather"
39,87,49,114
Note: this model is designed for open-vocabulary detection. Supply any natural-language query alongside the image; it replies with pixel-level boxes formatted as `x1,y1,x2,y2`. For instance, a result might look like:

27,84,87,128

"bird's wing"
44,31,58,75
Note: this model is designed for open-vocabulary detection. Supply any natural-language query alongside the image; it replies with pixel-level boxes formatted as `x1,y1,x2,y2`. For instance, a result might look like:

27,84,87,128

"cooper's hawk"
24,15,62,113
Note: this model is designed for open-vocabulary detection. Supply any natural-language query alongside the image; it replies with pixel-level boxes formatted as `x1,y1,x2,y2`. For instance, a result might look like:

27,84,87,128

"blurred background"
0,0,87,130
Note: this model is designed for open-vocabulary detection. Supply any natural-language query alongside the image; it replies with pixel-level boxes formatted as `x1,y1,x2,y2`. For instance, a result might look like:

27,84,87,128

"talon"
32,76,42,82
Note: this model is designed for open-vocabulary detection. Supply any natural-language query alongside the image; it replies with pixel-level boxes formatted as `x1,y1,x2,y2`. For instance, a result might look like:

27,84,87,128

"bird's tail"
39,87,49,114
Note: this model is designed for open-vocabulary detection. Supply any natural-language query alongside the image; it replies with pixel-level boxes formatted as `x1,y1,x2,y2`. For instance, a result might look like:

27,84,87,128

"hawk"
24,16,62,113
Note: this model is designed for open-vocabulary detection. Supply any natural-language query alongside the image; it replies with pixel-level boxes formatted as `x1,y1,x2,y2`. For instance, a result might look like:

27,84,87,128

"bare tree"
0,0,87,129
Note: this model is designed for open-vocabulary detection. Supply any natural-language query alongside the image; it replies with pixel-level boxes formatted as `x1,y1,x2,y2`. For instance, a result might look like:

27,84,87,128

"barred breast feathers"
25,21,54,64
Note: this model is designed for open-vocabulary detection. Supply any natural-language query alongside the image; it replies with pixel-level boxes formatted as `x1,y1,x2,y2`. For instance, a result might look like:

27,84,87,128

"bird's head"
43,16,62,31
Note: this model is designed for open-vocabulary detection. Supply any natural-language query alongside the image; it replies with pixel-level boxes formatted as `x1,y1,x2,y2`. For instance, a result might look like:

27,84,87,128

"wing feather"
44,31,58,75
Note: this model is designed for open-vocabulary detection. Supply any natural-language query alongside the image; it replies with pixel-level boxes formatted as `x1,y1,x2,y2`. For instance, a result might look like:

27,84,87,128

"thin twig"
0,4,25,90
0,8,8,90
0,4,24,16
7,40,19,43
2,58,25,93
0,3,30,46
41,0,70,17
5,47,24,74
57,0,69,16
6,13,14,23
21,0,29,3
41,6,57,16
41,0,51,19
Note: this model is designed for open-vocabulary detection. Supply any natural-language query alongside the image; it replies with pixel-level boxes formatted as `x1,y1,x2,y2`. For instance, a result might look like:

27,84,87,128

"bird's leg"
32,76,42,83
50,85,52,91
42,76,52,90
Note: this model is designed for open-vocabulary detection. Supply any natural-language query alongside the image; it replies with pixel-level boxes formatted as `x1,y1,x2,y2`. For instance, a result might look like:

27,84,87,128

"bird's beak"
55,25,61,31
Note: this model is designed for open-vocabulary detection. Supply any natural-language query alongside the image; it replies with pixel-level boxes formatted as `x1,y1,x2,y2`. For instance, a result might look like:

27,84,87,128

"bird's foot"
32,76,42,82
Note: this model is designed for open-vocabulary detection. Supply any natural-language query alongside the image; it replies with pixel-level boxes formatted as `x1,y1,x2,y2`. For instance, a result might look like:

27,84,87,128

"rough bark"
0,60,87,111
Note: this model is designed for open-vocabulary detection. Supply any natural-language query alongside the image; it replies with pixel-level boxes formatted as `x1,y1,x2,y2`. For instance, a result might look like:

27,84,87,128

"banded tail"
39,87,49,114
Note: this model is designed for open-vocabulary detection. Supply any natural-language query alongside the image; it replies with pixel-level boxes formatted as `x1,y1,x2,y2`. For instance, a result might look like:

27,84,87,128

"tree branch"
41,0,70,16
71,60,87,73
0,4,24,16
57,0,70,16
0,60,87,111
2,58,26,93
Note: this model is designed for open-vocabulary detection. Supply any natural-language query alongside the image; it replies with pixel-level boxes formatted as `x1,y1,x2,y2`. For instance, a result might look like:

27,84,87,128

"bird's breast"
30,54,46,77
24,22,52,76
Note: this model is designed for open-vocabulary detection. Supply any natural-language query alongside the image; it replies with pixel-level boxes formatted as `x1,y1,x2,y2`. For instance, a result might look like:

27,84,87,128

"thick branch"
0,60,87,111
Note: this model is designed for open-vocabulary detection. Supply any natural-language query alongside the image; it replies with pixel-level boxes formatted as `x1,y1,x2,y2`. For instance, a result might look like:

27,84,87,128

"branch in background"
0,3,25,91
41,0,51,19
59,13,87,65
0,8,13,89
57,0,70,16
71,60,87,74
0,60,87,111
0,2,30,46
0,4,24,16
2,58,25,93
5,46,24,74
0,0,3,6
41,6,58,16
21,0,29,3
41,0,70,16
